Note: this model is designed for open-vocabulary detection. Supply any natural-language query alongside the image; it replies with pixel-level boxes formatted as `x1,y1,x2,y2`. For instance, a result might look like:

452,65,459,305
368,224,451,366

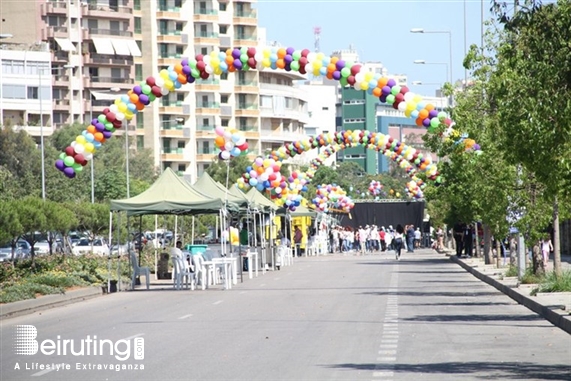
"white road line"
213,300,223,305
178,314,193,319
259,284,266,287
274,277,280,280
379,344,398,349
122,333,145,340
381,339,398,344
373,371,394,377
378,349,397,355
377,356,397,362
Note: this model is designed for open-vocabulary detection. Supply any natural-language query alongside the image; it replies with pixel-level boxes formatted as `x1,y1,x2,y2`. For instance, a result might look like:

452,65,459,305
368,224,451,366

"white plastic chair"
129,251,150,290
171,250,194,290
191,254,212,290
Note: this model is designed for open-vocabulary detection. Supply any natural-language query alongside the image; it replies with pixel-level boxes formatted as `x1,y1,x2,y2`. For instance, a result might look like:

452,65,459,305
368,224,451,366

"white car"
72,238,110,256
34,241,50,256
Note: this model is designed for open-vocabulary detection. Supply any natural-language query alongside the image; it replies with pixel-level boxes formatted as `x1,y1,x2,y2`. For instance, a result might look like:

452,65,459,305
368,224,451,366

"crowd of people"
328,224,423,260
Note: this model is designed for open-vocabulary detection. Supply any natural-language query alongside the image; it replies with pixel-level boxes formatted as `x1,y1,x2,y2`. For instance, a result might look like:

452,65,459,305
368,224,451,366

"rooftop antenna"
313,26,321,53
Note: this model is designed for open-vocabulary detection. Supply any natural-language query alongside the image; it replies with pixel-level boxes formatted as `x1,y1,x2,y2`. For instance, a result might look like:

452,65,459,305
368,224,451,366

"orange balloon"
425,104,435,112
228,65,236,72
377,77,388,88
276,59,285,69
327,63,336,73
330,56,339,64
129,93,139,103
256,167,264,175
87,125,96,134
415,117,424,127
418,109,429,120
277,48,286,59
372,87,382,97
135,101,145,111
177,74,187,84
225,55,234,65
271,180,281,188
214,136,225,147
326,72,333,80
174,63,183,74
226,48,233,56
94,132,104,142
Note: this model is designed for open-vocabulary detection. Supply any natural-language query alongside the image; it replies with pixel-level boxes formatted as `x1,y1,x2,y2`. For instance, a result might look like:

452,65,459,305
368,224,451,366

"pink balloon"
215,126,225,136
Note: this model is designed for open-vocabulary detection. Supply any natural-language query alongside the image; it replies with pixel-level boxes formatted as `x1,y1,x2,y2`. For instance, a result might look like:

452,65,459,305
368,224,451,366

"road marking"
378,349,397,355
274,277,280,280
373,371,394,377
213,300,223,305
239,291,247,294
122,333,145,340
381,339,398,344
178,314,193,319
377,356,397,362
379,344,398,349
259,283,266,287
32,369,54,377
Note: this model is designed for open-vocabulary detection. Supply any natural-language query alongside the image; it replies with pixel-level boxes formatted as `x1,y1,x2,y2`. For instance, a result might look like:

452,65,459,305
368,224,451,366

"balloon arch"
55,46,479,206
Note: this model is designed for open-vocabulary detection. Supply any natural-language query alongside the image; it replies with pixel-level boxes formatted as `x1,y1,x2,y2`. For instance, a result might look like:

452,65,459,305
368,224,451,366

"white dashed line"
213,300,223,305
377,356,397,362
32,369,54,377
373,371,394,377
178,314,193,319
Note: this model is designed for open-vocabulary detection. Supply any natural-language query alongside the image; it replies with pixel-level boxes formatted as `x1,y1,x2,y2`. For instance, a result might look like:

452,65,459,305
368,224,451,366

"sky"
256,0,496,97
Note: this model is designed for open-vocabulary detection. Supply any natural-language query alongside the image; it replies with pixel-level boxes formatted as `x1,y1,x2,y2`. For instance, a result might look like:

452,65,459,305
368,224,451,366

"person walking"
453,222,464,257
463,224,474,258
541,235,553,269
406,224,415,253
293,226,303,257
414,227,422,248
394,224,404,260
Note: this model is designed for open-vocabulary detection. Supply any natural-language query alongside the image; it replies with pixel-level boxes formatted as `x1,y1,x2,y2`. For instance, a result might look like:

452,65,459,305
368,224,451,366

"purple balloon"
233,59,243,70
286,47,295,55
332,71,341,80
428,110,439,119
133,85,142,95
95,123,105,132
181,58,189,66
102,130,113,139
387,79,396,87
473,144,481,150
232,48,241,59
336,60,345,71
284,55,293,64
55,159,65,171
63,167,76,178
422,118,431,127
139,94,150,105
91,118,99,126
182,65,191,75
379,94,388,103
186,75,195,84
284,63,291,72
381,86,391,95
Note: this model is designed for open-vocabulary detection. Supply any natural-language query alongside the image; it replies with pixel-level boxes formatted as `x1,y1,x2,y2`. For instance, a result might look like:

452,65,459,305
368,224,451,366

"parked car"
72,238,110,256
0,244,22,262
17,240,31,259
34,240,50,256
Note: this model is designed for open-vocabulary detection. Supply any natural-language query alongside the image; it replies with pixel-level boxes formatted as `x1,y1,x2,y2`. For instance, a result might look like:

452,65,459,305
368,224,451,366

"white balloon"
203,55,211,64
220,150,231,160
116,112,125,121
74,144,85,154
404,92,415,102
254,52,263,62
161,87,170,96
398,102,407,112
155,77,165,87
307,52,317,62
205,65,213,74
84,153,93,160
110,104,119,113
224,141,234,150
355,72,365,83
223,131,232,139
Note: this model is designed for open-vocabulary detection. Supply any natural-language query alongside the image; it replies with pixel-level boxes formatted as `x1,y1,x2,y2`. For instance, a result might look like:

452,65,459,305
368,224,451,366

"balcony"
233,10,257,26
42,26,68,40
42,1,67,16
158,57,183,66
84,76,133,88
51,50,69,63
235,80,258,94
195,125,214,138
156,8,181,20
195,102,220,115
52,74,70,87
194,78,220,91
157,31,183,44
193,8,218,22
160,148,184,162
53,98,70,111
237,125,259,139
235,103,259,117
193,32,219,45
233,35,258,47
195,148,217,162
88,28,133,37
158,105,184,115
81,4,132,19
85,54,133,66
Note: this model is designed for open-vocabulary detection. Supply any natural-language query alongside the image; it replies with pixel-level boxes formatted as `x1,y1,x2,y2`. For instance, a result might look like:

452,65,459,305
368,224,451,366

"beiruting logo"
14,325,144,361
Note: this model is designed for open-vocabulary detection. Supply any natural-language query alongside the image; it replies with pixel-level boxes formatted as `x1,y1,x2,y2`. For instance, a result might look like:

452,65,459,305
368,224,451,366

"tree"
206,155,254,188
489,0,571,275
17,197,48,264
42,201,78,255
75,202,111,243
0,200,23,263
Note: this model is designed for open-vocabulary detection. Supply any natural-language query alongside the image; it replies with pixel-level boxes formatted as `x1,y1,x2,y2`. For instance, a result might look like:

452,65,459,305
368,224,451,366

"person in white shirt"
414,228,422,249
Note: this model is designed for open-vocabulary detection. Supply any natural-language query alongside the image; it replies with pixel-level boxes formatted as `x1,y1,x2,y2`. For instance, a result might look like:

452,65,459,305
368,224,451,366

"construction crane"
313,26,321,53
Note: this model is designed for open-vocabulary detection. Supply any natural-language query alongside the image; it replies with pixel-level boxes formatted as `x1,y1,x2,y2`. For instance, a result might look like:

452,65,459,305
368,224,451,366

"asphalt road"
1,249,570,381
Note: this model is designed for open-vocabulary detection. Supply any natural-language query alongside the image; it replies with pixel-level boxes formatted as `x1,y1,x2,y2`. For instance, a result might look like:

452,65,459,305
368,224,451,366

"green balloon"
240,47,248,54
339,77,348,87
240,53,248,62
97,114,107,123
59,153,66,160
142,84,152,95
292,51,301,60
386,94,395,104
290,61,300,71
64,156,75,167
430,118,440,128
189,59,197,69
105,122,113,129
73,163,83,171
341,67,351,78
428,125,437,133
148,94,156,102
390,86,401,96
191,69,200,78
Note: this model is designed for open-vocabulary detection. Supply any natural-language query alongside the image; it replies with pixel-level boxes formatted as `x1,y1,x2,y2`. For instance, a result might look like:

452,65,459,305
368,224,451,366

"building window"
134,0,140,10
260,95,272,108
220,72,228,80
221,119,229,127
2,84,25,99
201,47,208,55
219,25,227,34
136,40,142,54
159,20,168,34
177,141,185,149
285,97,292,109
219,2,227,11
202,141,209,153
202,118,209,127
136,115,144,129
159,43,168,57
322,106,329,110
220,95,229,104
135,64,142,81
136,135,144,149
134,17,141,33
178,164,185,172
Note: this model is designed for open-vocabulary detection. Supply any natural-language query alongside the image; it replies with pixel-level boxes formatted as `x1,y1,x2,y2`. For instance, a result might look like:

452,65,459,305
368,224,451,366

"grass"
532,270,571,295
504,265,518,277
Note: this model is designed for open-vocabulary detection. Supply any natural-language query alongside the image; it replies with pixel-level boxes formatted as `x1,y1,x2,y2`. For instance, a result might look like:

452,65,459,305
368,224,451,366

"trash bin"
185,245,208,256
157,252,170,279
109,280,118,293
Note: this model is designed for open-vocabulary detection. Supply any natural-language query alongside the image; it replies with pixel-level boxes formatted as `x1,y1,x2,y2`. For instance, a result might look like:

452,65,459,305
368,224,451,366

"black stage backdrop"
337,201,425,230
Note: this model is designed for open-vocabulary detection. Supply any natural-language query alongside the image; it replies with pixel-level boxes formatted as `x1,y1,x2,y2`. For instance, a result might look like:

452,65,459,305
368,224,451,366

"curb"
451,255,571,335
0,286,104,320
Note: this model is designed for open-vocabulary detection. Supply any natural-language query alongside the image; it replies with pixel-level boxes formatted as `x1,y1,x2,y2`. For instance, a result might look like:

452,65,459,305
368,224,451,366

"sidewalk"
443,250,571,335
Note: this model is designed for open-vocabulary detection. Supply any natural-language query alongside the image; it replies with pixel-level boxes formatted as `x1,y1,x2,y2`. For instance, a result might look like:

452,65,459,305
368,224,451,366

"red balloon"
195,54,203,61
395,93,404,103
113,119,122,128
247,57,256,68
200,71,210,80
247,47,256,57
146,77,156,87
400,86,409,95
301,49,310,57
74,153,85,164
106,112,116,122
268,173,277,181
299,57,308,67
350,65,361,76
299,67,306,75
196,61,206,71
65,146,76,157
151,86,162,97
347,75,356,85
102,108,110,115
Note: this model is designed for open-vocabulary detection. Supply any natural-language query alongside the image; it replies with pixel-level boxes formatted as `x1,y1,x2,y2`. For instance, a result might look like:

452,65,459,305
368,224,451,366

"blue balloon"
256,183,265,191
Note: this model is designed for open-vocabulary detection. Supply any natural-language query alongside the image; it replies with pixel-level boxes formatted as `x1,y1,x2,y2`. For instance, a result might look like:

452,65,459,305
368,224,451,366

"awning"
90,91,121,101
92,38,114,55
54,38,76,52
110,38,131,56
127,39,142,57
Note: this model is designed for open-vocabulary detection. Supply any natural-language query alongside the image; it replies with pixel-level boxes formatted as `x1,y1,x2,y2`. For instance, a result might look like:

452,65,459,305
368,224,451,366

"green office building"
336,87,378,175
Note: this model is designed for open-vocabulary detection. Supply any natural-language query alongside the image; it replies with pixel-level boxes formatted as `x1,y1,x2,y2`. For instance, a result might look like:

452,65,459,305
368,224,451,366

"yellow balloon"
263,49,271,58
160,69,169,79
360,82,369,91
76,135,86,145
262,58,271,68
165,80,174,91
84,142,95,153
214,67,223,76
364,72,373,82
118,103,128,113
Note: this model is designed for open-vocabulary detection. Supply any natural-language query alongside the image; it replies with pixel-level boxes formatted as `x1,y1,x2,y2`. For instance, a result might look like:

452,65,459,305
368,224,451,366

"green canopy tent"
246,187,278,213
277,204,317,218
190,171,247,211
110,168,225,216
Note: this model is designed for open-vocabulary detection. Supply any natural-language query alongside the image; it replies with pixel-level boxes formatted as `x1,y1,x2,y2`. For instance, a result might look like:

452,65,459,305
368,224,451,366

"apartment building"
1,0,310,182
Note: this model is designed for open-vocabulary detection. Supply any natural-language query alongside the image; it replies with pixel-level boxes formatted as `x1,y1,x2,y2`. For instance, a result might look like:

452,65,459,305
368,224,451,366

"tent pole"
191,216,195,245
108,211,113,293
174,215,178,246
117,212,122,291
154,215,158,280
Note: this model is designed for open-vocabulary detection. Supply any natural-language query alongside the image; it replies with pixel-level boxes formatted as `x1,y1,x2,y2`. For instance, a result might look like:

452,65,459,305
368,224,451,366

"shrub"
0,282,63,304
29,271,88,289
535,270,571,294
521,267,544,285
504,265,518,277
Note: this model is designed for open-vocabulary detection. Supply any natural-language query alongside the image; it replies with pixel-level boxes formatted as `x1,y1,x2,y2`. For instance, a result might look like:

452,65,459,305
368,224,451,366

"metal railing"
89,28,133,37
194,8,218,15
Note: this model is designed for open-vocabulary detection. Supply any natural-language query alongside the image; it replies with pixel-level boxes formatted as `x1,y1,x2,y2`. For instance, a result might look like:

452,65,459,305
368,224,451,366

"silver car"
0,244,22,262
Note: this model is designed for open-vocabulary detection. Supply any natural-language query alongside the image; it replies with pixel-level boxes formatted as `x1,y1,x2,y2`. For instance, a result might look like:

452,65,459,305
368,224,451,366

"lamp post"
410,28,453,85
88,87,121,203
413,60,451,107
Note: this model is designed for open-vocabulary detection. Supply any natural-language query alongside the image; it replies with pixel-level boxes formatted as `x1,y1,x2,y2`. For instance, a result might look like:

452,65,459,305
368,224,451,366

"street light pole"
413,60,451,107
410,29,453,85
125,119,130,198
39,64,46,201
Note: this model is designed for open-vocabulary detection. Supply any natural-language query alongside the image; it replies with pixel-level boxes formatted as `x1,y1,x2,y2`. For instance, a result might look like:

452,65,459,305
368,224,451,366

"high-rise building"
1,0,312,183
